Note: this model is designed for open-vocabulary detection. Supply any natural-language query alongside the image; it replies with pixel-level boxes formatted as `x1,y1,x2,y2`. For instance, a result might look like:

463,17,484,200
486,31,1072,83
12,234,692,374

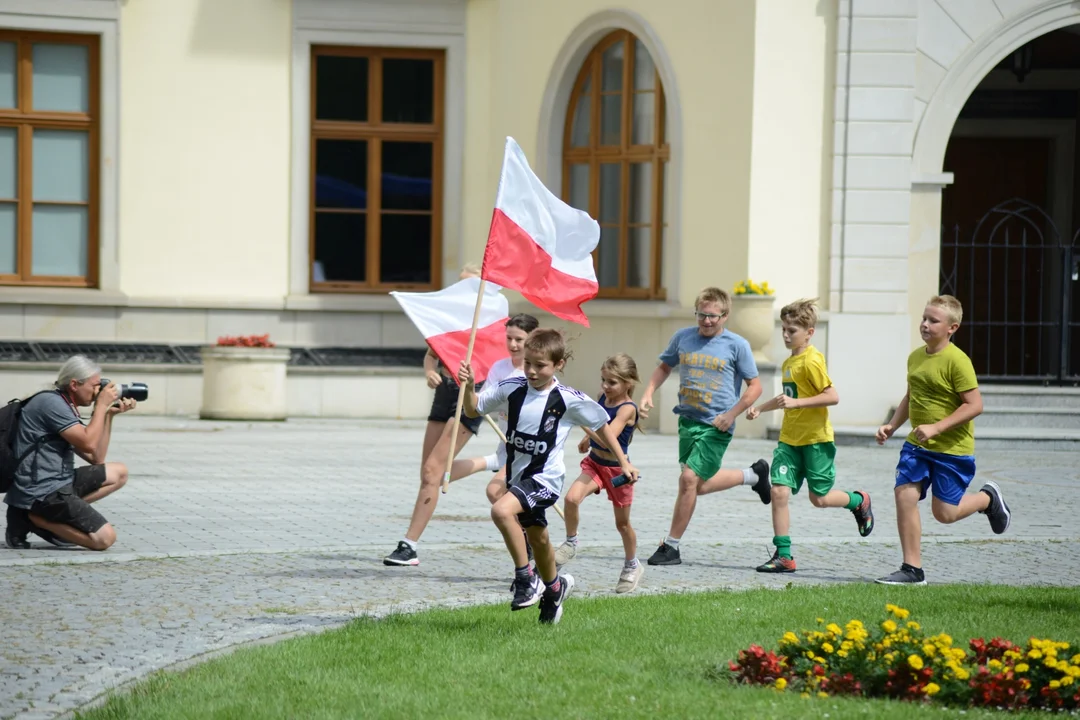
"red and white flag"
482,137,600,326
390,277,509,382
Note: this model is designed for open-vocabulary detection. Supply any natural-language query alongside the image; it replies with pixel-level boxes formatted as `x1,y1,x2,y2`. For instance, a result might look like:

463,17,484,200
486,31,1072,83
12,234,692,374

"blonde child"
745,299,873,573
640,287,771,566
875,295,1011,585
555,353,644,593
460,329,639,624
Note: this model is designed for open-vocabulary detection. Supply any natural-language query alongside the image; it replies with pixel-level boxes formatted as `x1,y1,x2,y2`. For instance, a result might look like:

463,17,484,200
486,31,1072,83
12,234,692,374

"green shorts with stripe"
771,441,836,496
678,416,732,481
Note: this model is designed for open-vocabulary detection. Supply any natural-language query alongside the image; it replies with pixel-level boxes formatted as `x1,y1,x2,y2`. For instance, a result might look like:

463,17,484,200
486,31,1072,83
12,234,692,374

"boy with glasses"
639,286,772,566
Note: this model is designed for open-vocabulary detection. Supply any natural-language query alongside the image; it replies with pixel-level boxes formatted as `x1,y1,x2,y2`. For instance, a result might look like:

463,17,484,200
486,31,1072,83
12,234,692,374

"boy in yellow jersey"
874,295,1011,585
745,299,873,572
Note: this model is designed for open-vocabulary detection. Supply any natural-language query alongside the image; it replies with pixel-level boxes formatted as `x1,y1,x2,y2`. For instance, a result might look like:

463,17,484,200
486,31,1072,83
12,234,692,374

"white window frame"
289,0,466,307
0,0,120,296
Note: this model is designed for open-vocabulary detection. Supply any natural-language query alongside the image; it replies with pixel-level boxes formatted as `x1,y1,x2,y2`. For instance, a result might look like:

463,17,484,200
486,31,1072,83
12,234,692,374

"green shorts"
678,416,733,481
771,441,836,496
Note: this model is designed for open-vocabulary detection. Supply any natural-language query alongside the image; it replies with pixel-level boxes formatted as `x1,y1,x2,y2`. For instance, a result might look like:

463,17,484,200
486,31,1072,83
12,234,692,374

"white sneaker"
554,541,578,567
616,564,643,594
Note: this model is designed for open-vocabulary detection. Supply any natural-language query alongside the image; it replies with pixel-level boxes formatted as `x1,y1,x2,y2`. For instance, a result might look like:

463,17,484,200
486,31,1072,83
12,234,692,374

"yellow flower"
950,649,966,661
988,659,1002,670
775,678,788,690
1062,676,1074,687
1072,654,1080,665
925,683,941,696
817,691,829,699
806,651,815,659
837,650,849,658
814,656,826,664
882,620,897,633
781,632,800,645
801,693,810,699
908,655,924,670
826,623,842,636
1029,649,1043,660
822,643,834,654
906,621,921,631
1050,680,1061,690
955,668,970,681
923,644,937,657
1015,663,1029,673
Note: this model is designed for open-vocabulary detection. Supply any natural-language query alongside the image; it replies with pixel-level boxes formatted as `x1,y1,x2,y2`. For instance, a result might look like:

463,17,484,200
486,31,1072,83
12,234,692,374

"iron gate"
940,198,1080,384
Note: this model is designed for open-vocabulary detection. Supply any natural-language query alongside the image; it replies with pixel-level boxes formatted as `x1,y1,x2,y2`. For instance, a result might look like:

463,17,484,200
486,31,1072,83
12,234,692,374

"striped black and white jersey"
476,376,610,496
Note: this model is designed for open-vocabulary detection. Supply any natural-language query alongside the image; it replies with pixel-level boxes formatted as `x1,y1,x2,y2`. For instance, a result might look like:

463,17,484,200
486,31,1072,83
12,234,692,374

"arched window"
563,30,668,299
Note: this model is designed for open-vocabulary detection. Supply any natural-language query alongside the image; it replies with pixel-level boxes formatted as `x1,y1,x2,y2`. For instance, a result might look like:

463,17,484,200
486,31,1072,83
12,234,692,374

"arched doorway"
939,26,1080,383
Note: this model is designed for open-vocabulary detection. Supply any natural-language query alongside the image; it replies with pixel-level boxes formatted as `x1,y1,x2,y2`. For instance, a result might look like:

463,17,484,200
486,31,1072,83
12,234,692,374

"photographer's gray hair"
54,355,102,389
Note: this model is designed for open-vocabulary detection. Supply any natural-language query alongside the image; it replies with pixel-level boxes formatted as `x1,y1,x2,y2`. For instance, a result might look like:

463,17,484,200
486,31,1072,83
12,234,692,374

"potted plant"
199,335,291,420
728,279,776,364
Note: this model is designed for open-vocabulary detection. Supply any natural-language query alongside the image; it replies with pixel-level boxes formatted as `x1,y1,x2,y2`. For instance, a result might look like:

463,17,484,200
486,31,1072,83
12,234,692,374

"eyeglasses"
694,311,726,322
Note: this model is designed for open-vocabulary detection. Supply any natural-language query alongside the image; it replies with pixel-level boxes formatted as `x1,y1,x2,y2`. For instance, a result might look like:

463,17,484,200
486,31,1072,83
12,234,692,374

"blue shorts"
894,442,975,506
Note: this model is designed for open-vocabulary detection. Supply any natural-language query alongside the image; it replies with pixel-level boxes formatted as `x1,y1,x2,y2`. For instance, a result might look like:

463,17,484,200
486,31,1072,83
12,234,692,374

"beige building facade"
0,0,1077,431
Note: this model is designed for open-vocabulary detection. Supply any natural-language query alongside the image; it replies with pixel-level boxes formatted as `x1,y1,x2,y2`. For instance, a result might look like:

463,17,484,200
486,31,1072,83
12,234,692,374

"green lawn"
81,584,1080,720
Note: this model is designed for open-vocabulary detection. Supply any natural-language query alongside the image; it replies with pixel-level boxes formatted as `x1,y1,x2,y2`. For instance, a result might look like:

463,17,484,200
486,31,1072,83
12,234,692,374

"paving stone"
0,417,1077,719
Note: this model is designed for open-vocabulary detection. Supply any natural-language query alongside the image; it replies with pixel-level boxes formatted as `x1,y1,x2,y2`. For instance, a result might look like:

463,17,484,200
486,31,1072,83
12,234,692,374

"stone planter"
199,346,291,420
728,294,776,364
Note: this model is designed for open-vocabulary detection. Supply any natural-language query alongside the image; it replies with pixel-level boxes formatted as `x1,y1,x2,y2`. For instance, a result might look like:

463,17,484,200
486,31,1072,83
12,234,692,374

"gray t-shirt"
3,391,82,509
658,327,759,431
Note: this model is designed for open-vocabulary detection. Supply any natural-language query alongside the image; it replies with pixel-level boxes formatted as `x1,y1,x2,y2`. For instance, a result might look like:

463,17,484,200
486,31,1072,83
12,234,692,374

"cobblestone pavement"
1,417,1078,719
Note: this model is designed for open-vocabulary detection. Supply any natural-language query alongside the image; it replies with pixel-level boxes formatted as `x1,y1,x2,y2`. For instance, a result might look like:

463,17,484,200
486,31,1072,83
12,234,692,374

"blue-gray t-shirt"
3,391,82,509
659,327,759,430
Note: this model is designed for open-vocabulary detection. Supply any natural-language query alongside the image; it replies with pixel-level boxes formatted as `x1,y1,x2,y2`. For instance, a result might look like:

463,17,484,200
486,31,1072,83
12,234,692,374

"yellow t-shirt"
905,343,978,456
779,346,833,446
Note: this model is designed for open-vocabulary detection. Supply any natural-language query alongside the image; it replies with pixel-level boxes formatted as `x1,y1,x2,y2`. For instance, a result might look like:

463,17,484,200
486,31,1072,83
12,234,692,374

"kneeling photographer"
4,355,140,550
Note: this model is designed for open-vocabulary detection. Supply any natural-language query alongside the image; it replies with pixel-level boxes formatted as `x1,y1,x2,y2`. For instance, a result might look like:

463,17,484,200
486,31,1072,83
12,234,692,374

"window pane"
32,43,88,113
570,77,590,148
601,94,621,146
0,128,16,199
314,212,366,282
315,139,367,209
32,205,87,276
602,41,623,92
597,226,619,288
33,130,87,202
599,163,620,224
634,39,655,92
315,55,368,122
629,163,651,223
0,42,15,109
383,59,434,123
568,163,589,212
380,213,431,284
632,93,654,146
628,227,651,288
382,142,432,211
0,204,15,274
662,160,670,225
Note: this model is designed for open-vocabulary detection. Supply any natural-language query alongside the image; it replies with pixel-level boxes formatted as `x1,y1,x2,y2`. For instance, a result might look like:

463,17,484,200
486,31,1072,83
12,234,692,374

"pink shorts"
580,454,633,508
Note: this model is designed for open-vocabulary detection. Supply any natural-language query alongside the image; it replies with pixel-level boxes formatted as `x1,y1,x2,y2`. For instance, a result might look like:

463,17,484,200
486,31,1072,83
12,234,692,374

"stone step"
978,407,1080,430
780,424,1080,451
980,385,1080,410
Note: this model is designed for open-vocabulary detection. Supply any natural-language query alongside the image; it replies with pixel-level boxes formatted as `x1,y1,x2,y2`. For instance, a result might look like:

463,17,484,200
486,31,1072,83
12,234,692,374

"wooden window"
0,31,100,287
310,46,444,292
564,31,668,300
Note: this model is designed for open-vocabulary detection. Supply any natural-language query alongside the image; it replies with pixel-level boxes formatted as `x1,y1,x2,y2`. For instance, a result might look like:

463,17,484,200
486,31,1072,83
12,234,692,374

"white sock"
742,467,756,486
624,557,640,569
402,537,418,551
566,535,579,545
665,535,680,548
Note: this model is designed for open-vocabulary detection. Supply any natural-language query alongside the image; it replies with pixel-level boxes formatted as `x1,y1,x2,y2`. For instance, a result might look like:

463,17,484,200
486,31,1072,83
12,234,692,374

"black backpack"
0,390,56,493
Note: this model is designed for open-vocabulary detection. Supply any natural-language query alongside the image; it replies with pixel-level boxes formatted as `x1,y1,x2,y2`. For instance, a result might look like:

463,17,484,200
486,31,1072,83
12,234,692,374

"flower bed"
723,604,1080,710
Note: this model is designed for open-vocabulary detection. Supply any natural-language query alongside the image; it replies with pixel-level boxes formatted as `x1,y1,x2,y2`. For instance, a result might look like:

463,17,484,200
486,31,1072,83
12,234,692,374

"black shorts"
30,465,109,534
428,375,483,434
508,476,560,529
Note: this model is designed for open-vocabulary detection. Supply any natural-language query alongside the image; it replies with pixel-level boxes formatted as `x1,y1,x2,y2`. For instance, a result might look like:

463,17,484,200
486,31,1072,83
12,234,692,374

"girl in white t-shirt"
450,313,538,500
